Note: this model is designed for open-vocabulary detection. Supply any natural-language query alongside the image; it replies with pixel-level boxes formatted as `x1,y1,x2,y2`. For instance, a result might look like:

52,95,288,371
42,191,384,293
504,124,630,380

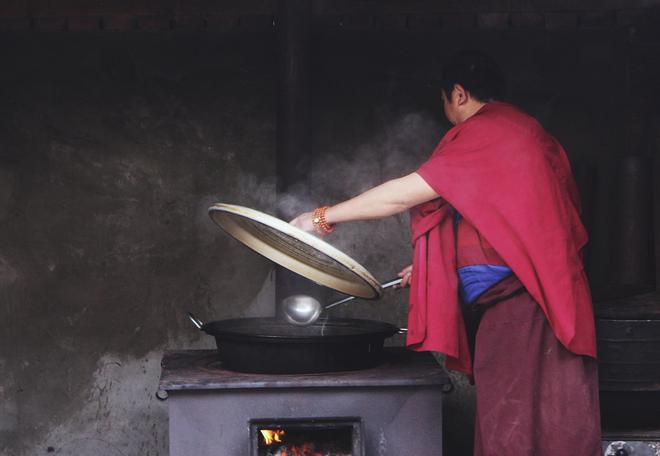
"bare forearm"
325,172,438,225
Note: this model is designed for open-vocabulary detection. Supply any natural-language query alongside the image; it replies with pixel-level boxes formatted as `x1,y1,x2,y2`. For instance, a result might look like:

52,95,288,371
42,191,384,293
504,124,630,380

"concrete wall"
1,1,659,456
0,32,278,455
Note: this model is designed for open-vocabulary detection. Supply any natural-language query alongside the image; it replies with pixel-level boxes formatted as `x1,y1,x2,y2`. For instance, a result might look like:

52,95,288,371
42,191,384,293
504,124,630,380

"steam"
201,111,445,277
201,111,444,229
278,112,444,220
199,111,446,322
276,112,445,266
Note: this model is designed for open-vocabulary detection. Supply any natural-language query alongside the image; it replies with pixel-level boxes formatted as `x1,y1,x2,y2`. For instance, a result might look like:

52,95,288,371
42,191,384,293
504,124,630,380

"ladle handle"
381,277,404,289
188,312,205,330
324,277,403,310
323,295,357,310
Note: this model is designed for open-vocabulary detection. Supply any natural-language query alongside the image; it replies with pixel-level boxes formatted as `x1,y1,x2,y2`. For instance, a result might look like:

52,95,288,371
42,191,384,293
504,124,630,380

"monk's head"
440,50,505,125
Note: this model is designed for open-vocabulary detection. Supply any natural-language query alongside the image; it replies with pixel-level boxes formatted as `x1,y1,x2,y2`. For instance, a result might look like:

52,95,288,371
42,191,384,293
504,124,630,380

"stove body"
159,348,450,455
596,294,660,456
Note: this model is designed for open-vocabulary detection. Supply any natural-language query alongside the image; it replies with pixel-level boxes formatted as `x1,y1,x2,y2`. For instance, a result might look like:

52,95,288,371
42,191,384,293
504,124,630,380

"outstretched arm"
290,172,438,232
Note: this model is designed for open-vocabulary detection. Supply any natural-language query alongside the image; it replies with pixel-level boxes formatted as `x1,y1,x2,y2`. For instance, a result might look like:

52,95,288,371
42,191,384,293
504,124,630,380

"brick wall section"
100,14,135,31
510,12,544,28
136,15,173,31
406,14,442,31
579,10,617,28
206,14,240,30
545,12,581,29
0,1,657,31
372,14,408,31
32,16,66,31
0,15,29,30
617,9,647,27
477,12,509,29
172,15,206,30
67,15,102,31
310,0,652,14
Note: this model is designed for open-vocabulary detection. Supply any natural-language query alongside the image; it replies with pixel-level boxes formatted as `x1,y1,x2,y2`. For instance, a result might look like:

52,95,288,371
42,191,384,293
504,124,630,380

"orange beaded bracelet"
312,206,335,236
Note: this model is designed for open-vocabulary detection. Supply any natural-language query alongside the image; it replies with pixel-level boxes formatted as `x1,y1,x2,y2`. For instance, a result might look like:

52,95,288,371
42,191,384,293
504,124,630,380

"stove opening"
250,418,362,456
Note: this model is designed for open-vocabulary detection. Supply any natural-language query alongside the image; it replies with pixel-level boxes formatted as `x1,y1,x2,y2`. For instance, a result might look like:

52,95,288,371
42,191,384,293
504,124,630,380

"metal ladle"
282,277,403,326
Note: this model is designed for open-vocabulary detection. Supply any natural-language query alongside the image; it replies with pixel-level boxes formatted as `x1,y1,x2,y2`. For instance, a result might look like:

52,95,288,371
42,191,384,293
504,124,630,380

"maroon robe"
407,101,601,455
460,218,601,456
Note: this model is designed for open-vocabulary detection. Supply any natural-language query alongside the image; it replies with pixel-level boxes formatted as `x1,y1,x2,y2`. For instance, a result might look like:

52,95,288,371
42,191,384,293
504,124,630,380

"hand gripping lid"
208,203,382,299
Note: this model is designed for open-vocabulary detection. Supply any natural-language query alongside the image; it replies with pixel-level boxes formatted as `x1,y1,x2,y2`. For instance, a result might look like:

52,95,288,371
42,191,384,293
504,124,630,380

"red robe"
406,101,597,376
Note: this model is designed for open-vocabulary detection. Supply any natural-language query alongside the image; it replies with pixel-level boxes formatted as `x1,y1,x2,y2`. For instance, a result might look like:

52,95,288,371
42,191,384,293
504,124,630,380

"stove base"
160,348,450,456
169,386,443,455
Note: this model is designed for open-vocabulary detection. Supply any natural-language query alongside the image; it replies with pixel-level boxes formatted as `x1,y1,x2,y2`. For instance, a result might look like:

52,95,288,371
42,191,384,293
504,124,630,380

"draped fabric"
406,102,597,376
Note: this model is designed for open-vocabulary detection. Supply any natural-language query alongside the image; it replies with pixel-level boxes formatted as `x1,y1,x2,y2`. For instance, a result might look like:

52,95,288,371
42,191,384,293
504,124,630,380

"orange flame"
283,443,322,456
260,429,285,445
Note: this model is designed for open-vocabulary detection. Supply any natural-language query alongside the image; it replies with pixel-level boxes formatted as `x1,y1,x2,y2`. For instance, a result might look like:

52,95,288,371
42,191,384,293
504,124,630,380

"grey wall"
1,3,659,456
0,32,278,455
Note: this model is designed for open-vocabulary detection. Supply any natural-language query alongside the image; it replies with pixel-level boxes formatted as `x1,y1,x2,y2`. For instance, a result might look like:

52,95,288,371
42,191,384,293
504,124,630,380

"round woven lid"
208,203,382,299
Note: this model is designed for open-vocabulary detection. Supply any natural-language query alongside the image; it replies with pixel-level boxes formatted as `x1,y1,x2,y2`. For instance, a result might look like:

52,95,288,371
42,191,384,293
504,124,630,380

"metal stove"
158,347,450,455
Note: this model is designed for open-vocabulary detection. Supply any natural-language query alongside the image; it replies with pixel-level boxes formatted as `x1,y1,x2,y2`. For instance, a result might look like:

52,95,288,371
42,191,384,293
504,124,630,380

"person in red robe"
290,50,601,456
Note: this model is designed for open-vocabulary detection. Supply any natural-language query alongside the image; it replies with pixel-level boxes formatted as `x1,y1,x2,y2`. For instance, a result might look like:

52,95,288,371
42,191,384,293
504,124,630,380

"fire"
260,429,285,445
259,428,325,456
278,443,322,456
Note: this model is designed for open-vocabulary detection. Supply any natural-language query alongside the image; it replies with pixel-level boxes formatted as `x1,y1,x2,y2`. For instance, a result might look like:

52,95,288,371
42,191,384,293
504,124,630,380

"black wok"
188,314,401,374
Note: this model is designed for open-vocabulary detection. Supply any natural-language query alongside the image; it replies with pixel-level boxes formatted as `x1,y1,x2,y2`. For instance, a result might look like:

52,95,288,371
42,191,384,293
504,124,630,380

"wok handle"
188,312,204,330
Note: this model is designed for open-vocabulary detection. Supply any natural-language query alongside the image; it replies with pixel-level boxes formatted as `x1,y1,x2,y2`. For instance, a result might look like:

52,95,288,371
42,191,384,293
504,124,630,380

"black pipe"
652,115,660,292
613,154,654,294
274,0,326,314
276,0,311,189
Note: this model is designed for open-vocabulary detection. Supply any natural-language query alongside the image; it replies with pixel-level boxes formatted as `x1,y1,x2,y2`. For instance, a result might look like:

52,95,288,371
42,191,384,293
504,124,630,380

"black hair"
441,50,506,102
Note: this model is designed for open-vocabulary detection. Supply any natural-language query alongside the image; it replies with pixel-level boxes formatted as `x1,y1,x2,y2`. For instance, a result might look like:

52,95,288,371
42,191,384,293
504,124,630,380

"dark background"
1,1,659,455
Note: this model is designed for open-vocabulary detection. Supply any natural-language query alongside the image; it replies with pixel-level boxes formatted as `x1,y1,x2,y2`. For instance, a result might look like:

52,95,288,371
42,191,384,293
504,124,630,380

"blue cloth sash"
457,264,513,304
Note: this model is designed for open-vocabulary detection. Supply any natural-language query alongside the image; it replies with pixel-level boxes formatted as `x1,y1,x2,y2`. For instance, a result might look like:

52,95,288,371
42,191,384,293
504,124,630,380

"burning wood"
267,443,349,456
258,424,354,455
260,429,351,456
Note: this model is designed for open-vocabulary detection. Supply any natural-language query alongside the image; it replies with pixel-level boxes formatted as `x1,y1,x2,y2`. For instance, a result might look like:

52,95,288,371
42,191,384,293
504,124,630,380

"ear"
452,84,470,106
